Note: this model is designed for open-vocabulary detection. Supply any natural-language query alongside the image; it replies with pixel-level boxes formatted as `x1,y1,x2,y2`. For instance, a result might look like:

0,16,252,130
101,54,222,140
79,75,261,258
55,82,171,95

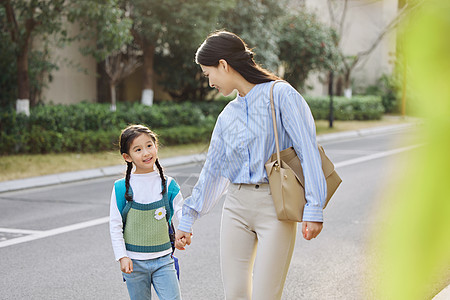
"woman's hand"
302,221,323,240
175,229,192,250
119,257,133,274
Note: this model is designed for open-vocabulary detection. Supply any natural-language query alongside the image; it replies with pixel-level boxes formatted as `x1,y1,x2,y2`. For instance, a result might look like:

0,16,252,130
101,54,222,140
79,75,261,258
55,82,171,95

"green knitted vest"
123,197,172,253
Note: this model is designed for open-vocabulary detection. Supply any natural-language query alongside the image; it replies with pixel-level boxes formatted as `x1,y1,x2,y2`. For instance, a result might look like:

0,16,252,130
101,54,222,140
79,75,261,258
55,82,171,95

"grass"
0,143,210,182
0,116,413,182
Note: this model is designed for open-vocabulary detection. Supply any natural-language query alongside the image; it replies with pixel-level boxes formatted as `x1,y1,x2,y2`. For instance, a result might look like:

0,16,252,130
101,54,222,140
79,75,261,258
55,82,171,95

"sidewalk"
0,122,415,194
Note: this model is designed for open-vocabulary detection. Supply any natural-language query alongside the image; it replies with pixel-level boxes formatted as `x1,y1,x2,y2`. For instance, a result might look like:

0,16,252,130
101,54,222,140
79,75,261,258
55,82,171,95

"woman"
175,31,327,300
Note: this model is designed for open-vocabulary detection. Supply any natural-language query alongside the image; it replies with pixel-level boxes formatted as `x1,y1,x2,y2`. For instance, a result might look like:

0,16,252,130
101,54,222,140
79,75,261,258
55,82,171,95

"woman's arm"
277,84,327,223
177,118,230,233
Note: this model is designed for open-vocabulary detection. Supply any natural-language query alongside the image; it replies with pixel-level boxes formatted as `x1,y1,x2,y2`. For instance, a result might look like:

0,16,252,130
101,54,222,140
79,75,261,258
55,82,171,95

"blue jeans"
122,254,181,300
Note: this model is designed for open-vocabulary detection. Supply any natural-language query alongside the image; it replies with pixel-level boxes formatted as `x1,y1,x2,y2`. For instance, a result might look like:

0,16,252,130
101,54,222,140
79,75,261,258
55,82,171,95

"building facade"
299,0,399,96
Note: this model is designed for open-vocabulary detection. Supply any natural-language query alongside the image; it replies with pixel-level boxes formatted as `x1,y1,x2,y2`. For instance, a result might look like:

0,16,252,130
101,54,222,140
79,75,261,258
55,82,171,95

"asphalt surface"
1,122,449,300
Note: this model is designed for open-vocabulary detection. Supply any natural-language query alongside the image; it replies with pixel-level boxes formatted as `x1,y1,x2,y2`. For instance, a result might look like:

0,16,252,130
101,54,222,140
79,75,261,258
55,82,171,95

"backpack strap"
167,178,181,222
162,176,177,253
114,178,133,226
162,176,173,224
115,176,176,225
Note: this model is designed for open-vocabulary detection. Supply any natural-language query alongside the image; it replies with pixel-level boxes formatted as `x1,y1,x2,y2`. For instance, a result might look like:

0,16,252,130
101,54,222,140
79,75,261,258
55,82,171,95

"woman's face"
200,61,235,96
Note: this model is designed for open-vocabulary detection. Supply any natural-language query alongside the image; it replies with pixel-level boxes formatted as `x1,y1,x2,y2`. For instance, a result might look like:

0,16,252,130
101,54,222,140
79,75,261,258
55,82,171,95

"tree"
278,10,340,91
218,0,288,72
104,47,142,111
156,0,285,101
70,1,133,63
0,8,58,109
326,0,420,97
69,1,133,111
0,0,131,113
0,7,18,108
1,0,69,113
157,0,338,101
157,0,287,101
123,0,235,104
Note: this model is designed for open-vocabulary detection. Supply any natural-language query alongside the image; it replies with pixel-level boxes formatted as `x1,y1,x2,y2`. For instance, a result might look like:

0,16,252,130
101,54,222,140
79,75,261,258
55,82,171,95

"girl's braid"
124,161,133,201
155,159,166,195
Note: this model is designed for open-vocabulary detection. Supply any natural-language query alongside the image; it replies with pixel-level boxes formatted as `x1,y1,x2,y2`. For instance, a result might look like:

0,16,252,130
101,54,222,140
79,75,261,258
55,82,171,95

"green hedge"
0,95,382,154
305,95,384,121
0,101,225,155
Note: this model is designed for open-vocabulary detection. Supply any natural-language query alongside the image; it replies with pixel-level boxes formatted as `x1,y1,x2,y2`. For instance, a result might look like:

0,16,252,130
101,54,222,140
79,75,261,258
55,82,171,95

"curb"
0,153,207,193
0,122,416,194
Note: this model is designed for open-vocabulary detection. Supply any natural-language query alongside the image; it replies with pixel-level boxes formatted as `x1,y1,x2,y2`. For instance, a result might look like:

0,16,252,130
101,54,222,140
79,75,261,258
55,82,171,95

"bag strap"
269,80,286,166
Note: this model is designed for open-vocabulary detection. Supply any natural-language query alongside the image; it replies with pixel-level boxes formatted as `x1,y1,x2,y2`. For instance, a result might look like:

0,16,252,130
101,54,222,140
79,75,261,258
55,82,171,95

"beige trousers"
220,183,297,300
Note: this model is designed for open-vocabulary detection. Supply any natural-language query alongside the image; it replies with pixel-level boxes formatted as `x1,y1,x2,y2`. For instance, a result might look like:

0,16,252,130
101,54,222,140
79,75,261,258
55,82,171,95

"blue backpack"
114,176,180,279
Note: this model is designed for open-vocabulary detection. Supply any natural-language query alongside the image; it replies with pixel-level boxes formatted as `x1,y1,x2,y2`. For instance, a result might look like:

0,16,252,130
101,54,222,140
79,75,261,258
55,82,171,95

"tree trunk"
336,76,343,96
141,40,155,106
17,49,30,102
343,70,352,99
16,45,31,115
110,82,116,112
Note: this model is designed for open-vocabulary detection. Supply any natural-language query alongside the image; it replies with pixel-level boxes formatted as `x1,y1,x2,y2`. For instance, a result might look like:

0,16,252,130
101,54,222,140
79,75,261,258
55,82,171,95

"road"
0,128,421,299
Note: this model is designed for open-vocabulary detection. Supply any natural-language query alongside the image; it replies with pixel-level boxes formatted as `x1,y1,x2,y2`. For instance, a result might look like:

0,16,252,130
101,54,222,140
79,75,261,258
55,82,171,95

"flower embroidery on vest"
154,207,166,220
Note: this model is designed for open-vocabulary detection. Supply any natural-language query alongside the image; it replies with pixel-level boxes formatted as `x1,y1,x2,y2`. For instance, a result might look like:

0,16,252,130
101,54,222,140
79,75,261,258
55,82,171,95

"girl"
110,124,183,300
175,31,327,300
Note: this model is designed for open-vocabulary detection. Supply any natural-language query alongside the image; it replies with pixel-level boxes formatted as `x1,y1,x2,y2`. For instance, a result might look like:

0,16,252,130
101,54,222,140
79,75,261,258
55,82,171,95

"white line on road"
0,144,422,249
0,227,44,234
335,144,422,168
0,216,109,248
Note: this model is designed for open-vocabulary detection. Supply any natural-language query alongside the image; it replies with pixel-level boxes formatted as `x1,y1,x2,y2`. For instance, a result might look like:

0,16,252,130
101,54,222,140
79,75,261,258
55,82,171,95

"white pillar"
141,89,154,106
344,88,352,99
16,99,30,116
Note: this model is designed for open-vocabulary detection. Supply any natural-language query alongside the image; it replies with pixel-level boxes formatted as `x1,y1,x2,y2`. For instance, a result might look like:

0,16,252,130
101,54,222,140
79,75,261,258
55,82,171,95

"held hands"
302,221,323,240
119,257,133,274
175,229,192,250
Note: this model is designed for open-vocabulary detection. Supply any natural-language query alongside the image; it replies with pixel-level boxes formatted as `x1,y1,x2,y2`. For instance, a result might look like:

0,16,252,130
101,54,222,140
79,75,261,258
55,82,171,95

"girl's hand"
302,221,323,240
175,229,192,250
119,257,133,274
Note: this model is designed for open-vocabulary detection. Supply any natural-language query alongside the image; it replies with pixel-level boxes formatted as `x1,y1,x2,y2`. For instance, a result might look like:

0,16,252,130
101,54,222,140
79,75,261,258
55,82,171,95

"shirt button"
255,184,260,189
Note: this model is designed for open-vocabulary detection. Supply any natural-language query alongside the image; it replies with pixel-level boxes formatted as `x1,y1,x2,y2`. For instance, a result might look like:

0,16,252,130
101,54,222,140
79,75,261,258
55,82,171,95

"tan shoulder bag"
264,80,342,222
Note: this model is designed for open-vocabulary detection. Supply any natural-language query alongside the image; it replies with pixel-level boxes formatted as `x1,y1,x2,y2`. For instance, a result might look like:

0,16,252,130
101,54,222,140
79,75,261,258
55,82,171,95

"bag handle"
269,80,286,168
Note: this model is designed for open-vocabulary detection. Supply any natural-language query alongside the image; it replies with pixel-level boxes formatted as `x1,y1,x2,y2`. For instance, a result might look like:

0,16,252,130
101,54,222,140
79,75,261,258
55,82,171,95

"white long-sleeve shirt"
109,171,183,261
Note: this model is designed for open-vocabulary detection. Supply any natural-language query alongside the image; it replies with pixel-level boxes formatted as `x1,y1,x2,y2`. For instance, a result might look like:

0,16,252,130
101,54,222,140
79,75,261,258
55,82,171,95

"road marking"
327,149,377,155
0,216,109,248
335,144,422,168
0,228,44,234
0,144,422,249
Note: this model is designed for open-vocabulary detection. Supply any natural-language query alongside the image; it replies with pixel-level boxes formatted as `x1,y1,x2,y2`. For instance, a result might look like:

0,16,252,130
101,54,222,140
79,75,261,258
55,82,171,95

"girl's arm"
109,188,128,261
119,257,133,274
277,83,327,223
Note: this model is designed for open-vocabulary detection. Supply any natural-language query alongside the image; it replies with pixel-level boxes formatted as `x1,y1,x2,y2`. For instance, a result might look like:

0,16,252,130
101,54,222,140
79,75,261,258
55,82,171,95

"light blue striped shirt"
178,81,327,232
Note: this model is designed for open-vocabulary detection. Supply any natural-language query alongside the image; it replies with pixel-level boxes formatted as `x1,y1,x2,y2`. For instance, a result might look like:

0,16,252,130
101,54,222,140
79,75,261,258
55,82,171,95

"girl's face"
122,133,158,174
201,61,235,96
